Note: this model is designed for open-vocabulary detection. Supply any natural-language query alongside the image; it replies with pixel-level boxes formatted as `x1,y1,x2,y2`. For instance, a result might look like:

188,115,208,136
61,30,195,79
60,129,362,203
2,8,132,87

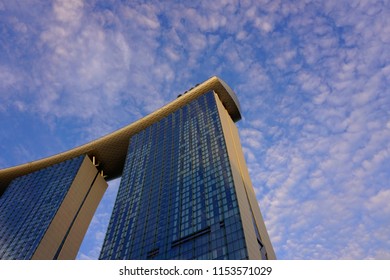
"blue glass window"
99,92,247,260
0,156,84,259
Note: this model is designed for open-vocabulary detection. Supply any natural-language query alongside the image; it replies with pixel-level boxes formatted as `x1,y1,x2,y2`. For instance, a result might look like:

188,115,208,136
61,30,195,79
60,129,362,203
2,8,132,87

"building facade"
0,77,275,260
99,91,274,260
0,156,107,259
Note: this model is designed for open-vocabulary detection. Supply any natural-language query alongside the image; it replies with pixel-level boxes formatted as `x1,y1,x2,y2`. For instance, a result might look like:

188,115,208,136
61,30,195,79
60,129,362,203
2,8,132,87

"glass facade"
0,156,84,260
100,92,248,260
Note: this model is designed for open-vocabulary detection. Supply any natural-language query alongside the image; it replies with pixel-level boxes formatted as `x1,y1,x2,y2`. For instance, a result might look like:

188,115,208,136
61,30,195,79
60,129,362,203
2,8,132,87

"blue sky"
1,0,390,260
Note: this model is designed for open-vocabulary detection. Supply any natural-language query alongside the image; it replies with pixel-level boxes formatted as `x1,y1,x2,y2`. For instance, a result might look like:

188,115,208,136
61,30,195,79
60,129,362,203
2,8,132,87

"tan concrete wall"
32,156,107,259
214,93,276,260
58,169,107,259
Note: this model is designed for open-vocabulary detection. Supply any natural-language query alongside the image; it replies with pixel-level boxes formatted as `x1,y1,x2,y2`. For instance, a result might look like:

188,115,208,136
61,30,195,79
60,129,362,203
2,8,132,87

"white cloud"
187,32,207,51
254,18,273,33
122,4,160,30
53,0,84,25
240,128,263,149
365,189,390,218
0,65,20,92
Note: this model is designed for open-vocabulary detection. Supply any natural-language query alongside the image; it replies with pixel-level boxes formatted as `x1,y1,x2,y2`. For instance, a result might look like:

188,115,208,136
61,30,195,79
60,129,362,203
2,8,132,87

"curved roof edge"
0,76,241,193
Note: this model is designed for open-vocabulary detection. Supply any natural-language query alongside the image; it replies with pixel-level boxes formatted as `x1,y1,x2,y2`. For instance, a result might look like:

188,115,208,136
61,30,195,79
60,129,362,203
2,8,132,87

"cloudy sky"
1,0,390,260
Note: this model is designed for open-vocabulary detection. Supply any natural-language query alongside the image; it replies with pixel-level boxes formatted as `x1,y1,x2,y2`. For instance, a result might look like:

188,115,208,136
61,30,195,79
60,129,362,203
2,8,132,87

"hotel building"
0,77,275,260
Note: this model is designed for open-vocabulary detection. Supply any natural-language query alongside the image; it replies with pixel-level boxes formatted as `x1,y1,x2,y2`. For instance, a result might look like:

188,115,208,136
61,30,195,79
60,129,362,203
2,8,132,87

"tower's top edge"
181,76,241,122
210,76,242,122
216,76,242,119
0,76,241,192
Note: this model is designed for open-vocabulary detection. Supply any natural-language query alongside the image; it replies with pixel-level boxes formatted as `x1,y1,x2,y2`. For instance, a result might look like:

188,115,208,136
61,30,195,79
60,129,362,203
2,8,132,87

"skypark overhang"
0,76,241,193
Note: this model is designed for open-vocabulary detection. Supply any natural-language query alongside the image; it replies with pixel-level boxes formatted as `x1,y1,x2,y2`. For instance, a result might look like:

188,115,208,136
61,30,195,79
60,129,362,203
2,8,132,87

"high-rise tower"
99,88,275,260
0,77,275,260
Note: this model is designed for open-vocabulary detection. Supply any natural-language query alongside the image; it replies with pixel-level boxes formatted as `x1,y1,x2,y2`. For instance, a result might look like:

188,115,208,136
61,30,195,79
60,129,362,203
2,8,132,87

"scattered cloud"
1,0,389,260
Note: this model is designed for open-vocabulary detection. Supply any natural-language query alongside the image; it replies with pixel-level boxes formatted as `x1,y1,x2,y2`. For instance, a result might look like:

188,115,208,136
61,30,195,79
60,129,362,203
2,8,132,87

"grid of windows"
100,92,248,260
0,156,84,259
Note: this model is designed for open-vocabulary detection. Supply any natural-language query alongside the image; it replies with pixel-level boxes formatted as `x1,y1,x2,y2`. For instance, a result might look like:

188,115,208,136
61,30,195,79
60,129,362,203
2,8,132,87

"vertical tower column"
214,92,276,260
32,156,108,260
0,156,107,260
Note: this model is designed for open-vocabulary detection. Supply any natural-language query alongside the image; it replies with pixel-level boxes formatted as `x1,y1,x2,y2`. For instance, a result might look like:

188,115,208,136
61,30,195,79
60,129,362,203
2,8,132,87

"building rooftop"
0,76,241,194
